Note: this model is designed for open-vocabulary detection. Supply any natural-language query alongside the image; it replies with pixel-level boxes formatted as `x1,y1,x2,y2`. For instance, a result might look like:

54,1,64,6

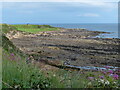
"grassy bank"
2,34,63,88
3,51,50,88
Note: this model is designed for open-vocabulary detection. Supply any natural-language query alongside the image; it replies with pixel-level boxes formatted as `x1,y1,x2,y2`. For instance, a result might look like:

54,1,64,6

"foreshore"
7,28,120,68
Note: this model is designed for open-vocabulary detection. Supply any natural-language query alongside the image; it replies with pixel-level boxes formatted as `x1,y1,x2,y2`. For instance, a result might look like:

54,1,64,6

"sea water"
49,23,119,38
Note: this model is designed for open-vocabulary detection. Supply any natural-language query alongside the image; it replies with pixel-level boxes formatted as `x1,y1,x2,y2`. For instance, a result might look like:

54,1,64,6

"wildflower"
113,74,119,80
108,70,113,74
53,74,56,77
88,77,94,80
98,79,104,83
101,71,107,75
11,53,14,56
104,66,110,69
27,57,30,60
105,80,110,85
118,70,120,72
99,76,104,79
113,81,117,84
87,82,92,87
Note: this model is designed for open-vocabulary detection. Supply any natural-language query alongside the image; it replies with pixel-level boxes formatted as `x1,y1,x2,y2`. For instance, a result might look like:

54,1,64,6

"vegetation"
2,34,87,88
3,51,51,88
11,24,60,33
1,24,59,34
2,35,52,88
1,24,17,34
2,24,120,88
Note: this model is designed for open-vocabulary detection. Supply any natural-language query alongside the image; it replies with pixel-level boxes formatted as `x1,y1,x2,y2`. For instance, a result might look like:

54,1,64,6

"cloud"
2,0,119,2
3,2,52,10
2,1,117,14
3,2,117,9
83,2,117,9
78,13,100,17
63,2,117,10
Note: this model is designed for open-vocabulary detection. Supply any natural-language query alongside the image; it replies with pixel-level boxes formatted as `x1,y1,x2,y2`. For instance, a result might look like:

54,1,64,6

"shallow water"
65,64,119,71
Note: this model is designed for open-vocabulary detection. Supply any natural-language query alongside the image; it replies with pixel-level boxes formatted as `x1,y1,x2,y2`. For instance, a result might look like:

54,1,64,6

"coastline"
7,27,120,69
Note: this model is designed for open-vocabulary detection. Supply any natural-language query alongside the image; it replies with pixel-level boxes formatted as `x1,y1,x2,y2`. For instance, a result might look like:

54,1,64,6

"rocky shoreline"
8,28,120,68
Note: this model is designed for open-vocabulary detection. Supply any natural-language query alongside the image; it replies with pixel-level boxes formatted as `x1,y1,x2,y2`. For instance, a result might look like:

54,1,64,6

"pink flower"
108,70,113,74
88,77,94,80
104,66,110,69
11,53,14,56
99,76,104,79
113,74,119,80
101,71,107,75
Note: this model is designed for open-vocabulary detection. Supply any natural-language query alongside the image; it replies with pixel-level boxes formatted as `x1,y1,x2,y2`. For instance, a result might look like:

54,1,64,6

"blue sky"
2,1,118,24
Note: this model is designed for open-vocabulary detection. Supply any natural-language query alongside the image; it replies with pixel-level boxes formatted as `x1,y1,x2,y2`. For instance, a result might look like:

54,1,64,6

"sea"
46,23,119,38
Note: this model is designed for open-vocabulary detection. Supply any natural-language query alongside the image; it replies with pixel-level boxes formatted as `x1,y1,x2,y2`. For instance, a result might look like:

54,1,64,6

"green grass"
1,24,60,34
2,50,51,88
2,35,51,88
51,70,89,88
16,28,59,33
2,51,88,88
11,24,60,33
1,24,17,34
1,35,65,88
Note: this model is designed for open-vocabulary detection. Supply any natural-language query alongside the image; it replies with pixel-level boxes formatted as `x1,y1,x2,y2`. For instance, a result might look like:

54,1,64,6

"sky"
1,0,119,24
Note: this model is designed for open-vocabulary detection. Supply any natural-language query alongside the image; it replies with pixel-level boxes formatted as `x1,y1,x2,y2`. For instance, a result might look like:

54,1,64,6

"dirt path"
10,28,120,67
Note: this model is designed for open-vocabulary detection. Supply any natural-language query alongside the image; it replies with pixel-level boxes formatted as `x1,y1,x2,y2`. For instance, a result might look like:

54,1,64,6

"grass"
2,34,51,88
1,24,60,34
11,24,60,33
1,34,64,88
2,50,51,88
51,70,89,88
2,51,88,88
1,24,17,34
16,28,59,33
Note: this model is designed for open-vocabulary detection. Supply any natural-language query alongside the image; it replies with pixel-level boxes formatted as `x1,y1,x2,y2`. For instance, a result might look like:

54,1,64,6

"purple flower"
88,77,94,80
108,70,113,74
11,53,14,56
99,76,104,79
118,70,120,72
104,66,110,69
113,74,119,80
102,71,107,75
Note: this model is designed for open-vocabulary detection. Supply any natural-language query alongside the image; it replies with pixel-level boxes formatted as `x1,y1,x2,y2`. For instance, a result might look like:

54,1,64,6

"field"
11,24,60,33
2,24,120,88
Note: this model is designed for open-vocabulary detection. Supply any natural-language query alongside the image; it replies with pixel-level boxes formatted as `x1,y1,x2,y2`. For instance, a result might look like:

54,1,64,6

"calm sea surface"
48,23,118,38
